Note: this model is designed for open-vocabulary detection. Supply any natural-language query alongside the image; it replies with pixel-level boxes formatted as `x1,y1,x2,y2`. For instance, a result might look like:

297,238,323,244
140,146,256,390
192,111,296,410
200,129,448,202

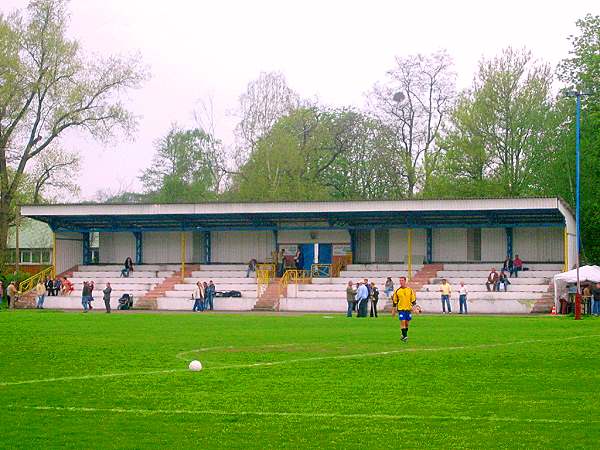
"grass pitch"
1,311,599,449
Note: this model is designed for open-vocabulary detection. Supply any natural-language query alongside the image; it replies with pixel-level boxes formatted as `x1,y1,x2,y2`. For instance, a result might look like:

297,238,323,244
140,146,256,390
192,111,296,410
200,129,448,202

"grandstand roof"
21,197,573,233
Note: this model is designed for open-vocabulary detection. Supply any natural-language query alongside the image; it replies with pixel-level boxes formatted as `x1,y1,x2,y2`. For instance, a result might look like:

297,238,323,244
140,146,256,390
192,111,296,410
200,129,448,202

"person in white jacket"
192,282,204,312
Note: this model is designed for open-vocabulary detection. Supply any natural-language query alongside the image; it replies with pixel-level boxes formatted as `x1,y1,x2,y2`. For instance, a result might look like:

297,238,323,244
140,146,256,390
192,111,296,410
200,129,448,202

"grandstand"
20,197,574,313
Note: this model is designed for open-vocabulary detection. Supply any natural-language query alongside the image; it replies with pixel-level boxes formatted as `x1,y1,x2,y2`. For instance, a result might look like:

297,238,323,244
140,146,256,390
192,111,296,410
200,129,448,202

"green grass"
1,311,599,449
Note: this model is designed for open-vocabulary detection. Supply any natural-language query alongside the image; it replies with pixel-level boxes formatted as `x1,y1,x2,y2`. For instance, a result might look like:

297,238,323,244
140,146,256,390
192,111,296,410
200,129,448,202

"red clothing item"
513,258,523,268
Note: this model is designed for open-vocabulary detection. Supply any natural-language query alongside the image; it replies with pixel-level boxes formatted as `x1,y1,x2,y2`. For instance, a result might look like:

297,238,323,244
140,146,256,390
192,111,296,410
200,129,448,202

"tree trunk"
0,199,10,271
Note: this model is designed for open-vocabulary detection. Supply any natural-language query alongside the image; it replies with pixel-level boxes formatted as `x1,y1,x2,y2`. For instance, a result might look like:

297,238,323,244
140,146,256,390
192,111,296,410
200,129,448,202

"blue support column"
505,227,513,259
349,229,356,263
203,231,211,264
134,232,143,264
82,232,90,265
426,228,433,264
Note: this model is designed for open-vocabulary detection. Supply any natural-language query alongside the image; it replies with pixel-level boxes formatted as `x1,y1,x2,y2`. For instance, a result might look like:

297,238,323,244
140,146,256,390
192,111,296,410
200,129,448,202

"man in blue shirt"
355,281,369,318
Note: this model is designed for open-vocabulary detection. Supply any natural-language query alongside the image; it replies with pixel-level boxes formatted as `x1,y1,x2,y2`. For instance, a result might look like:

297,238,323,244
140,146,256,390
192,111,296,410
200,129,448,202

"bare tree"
234,71,300,165
30,147,80,203
368,50,456,197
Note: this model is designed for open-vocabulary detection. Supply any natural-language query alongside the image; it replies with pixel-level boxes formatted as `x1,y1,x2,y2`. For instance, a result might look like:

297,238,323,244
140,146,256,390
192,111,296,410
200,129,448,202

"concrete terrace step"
156,297,257,311
183,277,256,284
172,283,257,291
43,295,145,310
163,289,256,298
436,270,558,279
345,264,424,271
442,263,564,271
196,264,248,271
76,264,182,272
67,277,165,285
419,284,550,292
71,271,168,279
340,271,416,278
428,277,550,285
190,271,248,278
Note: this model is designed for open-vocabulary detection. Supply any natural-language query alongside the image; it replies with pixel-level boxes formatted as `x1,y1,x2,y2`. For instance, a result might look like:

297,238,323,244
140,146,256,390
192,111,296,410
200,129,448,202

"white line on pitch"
6,404,598,425
1,334,599,388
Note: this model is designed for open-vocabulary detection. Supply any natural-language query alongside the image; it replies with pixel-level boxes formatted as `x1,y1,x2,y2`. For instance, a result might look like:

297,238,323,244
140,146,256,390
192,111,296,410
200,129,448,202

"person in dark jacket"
103,282,112,313
369,282,379,318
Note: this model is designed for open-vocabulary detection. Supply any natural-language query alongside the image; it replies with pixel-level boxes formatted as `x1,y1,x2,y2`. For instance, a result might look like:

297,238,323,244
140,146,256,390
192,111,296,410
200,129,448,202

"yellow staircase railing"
311,263,332,278
256,268,272,298
18,266,55,295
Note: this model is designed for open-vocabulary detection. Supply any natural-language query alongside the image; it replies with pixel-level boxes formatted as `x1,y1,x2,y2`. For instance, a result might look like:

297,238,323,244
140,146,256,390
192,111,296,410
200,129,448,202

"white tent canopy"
553,265,600,305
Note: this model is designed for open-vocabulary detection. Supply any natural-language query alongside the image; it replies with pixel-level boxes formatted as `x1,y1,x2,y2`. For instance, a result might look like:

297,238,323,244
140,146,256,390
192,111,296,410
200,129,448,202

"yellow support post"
52,231,56,278
181,232,186,282
407,228,413,281
563,227,568,272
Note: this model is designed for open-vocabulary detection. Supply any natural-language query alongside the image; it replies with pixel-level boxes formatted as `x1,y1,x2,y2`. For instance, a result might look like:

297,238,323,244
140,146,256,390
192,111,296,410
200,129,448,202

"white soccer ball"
189,360,203,371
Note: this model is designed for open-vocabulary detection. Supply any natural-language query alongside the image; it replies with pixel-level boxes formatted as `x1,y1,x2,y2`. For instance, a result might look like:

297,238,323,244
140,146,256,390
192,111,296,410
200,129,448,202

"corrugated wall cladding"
142,232,193,263
99,232,136,263
433,228,467,261
277,230,350,244
481,228,505,261
389,229,426,263
212,231,274,263
56,232,82,274
514,227,563,262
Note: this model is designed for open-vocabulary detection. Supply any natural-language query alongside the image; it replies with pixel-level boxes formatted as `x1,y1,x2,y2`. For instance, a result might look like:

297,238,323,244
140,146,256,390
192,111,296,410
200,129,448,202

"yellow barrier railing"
256,268,272,298
277,269,309,311
18,266,55,295
331,260,345,278
257,263,276,278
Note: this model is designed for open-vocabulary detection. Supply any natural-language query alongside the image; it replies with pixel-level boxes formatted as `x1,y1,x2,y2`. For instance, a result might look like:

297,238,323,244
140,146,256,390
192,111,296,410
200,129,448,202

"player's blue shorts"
398,310,412,321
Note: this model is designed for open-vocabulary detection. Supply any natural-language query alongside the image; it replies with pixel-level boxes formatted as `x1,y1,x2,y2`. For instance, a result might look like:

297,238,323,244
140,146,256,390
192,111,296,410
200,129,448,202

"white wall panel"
142,232,193,263
389,229,426,263
514,227,563,262
481,228,505,261
212,231,274,263
55,232,82,274
433,228,467,262
99,232,136,263
277,230,350,244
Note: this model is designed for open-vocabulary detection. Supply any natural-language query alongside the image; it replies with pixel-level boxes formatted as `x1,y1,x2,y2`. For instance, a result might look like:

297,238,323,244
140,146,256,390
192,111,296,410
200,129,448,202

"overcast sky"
3,0,598,199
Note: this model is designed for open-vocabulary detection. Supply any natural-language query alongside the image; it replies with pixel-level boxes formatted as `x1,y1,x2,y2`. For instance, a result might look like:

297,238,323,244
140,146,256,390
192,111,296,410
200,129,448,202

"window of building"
18,249,52,265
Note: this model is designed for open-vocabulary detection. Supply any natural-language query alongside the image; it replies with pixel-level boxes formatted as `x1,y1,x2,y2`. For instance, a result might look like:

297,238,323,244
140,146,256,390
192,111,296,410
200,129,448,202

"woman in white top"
192,281,204,312
458,281,468,314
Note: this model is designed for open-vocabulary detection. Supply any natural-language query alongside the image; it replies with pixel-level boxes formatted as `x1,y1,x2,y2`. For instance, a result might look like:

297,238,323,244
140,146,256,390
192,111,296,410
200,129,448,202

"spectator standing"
52,277,62,296
502,256,513,274
103,282,112,313
192,281,204,312
440,279,452,314
121,257,134,278
277,249,286,277
369,282,379,318
206,280,215,311
45,277,54,296
384,277,394,298
355,282,369,318
486,268,499,292
294,247,304,271
88,280,95,310
511,255,523,278
592,283,600,316
7,281,18,309
81,281,91,312
346,281,356,317
498,271,511,292
458,281,468,314
35,280,46,309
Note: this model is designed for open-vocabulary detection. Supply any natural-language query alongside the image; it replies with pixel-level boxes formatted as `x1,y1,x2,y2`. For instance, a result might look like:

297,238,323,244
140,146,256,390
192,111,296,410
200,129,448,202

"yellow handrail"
256,269,271,298
279,269,308,296
331,260,345,277
257,263,276,278
18,266,55,295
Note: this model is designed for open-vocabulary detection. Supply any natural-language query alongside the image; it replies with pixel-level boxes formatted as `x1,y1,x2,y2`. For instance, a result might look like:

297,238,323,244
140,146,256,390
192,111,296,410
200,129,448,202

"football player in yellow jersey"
391,276,418,342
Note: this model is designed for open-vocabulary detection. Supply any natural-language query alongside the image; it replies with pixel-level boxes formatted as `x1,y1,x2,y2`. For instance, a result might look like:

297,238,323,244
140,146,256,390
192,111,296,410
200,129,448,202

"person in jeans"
192,282,204,312
35,280,46,309
369,282,379,318
440,278,452,314
345,281,356,317
592,282,600,316
497,271,511,292
121,257,134,278
81,281,92,312
206,280,215,311
354,281,369,318
246,259,257,278
7,281,18,309
458,281,468,314
511,255,523,277
103,282,112,313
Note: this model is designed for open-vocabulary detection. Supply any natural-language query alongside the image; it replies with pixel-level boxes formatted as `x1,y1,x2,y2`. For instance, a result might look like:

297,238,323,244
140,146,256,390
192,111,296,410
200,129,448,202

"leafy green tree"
140,126,224,202
434,48,554,197
0,0,146,269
